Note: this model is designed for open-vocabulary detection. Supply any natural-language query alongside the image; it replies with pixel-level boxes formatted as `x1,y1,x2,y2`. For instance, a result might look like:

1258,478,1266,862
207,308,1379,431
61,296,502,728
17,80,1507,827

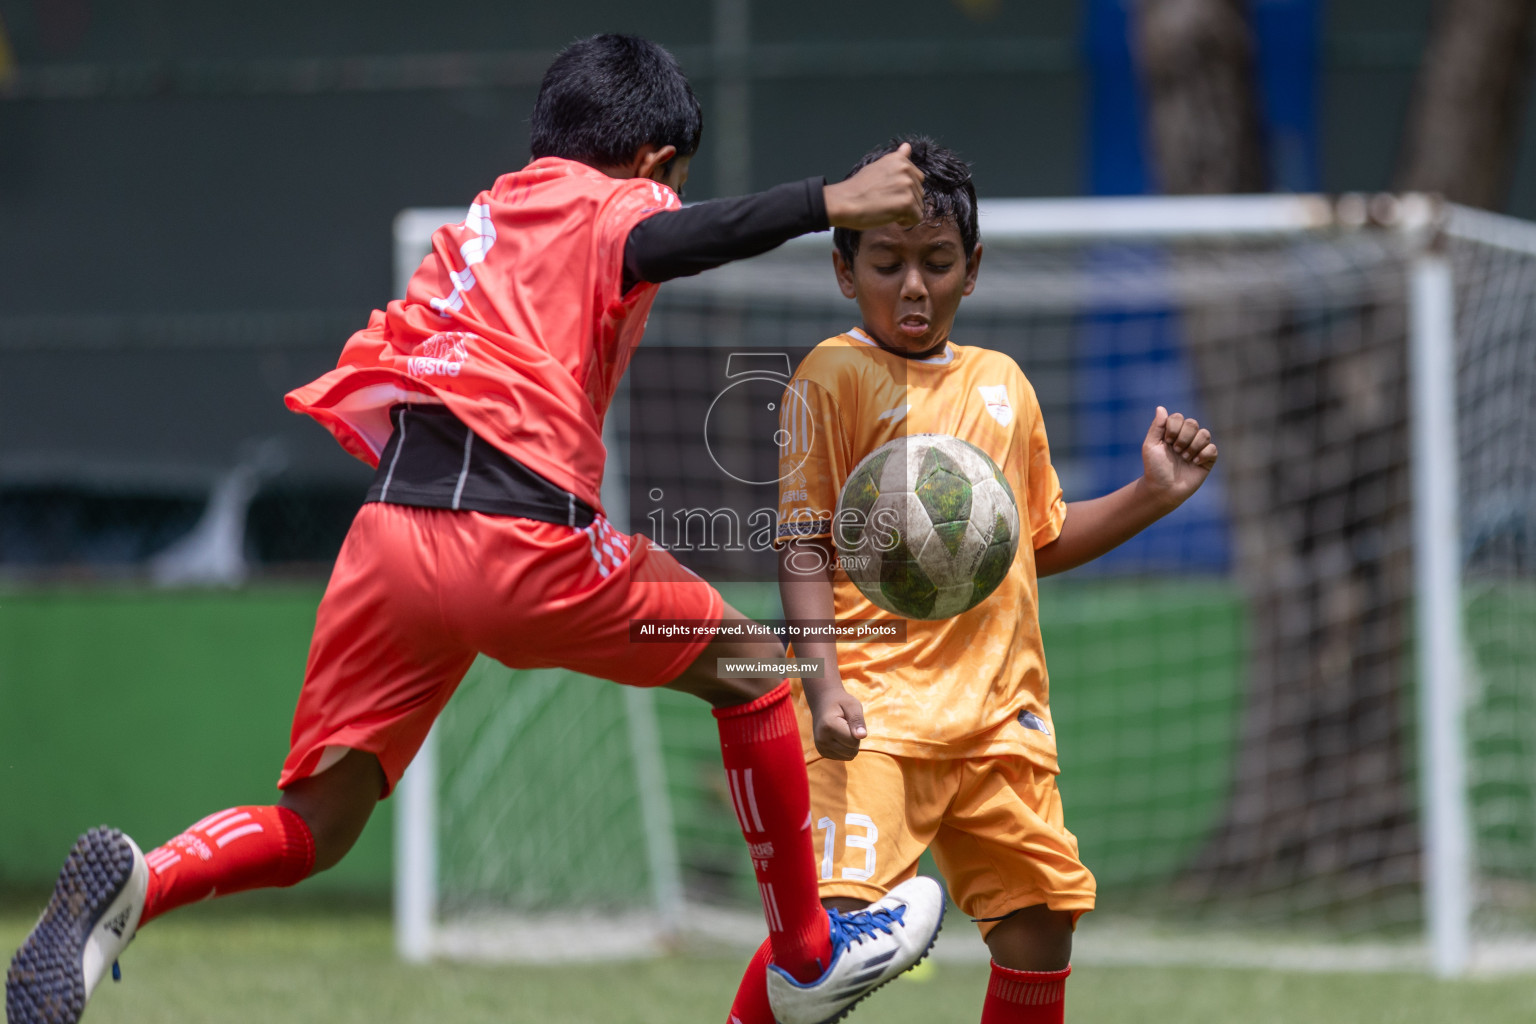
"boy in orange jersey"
727,137,1218,1024
7,38,946,1024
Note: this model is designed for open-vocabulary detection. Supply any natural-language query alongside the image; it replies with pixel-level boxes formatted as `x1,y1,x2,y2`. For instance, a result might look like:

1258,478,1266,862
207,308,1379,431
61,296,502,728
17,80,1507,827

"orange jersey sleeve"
1020,379,1068,550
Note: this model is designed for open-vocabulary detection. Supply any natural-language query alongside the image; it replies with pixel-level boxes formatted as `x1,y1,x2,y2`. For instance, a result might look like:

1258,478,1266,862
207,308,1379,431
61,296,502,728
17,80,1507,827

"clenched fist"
1142,405,1218,508
823,142,927,232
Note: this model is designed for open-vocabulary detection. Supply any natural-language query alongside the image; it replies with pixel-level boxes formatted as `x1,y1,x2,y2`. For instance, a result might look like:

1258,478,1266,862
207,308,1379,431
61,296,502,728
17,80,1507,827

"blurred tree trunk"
1137,0,1535,905
1396,0,1536,209
1135,0,1266,195
1134,0,1420,902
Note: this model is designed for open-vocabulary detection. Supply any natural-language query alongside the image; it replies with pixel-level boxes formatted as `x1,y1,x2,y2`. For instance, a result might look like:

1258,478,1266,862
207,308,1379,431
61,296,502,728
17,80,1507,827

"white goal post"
390,193,1536,976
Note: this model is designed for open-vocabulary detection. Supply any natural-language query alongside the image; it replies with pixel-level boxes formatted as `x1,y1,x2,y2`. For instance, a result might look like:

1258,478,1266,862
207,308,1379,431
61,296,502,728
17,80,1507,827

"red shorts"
279,502,722,796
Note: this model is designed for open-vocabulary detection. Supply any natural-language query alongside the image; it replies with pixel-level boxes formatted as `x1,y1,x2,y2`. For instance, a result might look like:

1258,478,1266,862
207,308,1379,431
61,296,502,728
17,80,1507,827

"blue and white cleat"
766,876,946,1024
6,827,148,1024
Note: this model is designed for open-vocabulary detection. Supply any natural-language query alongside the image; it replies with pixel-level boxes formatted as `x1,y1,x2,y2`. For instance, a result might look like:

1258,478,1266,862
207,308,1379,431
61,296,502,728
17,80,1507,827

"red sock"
980,962,1071,1024
139,805,315,925
726,938,776,1024
714,683,831,984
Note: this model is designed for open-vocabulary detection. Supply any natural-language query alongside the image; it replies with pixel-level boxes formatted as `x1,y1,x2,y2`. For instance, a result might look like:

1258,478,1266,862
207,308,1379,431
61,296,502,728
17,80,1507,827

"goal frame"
391,192,1536,977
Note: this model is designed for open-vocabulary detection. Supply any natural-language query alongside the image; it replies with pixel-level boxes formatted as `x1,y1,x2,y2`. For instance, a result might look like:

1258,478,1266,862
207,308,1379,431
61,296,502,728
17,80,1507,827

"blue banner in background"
1253,0,1322,193
1084,0,1321,195
1084,0,1150,196
1073,0,1318,574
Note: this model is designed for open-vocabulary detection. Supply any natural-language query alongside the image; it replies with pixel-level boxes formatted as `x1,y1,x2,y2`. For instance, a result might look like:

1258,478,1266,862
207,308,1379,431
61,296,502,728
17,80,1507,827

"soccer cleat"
765,875,946,1024
6,827,148,1024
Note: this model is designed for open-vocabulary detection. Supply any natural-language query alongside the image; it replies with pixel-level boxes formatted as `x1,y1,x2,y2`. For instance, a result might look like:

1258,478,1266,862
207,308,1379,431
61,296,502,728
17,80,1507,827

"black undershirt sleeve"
622,176,829,290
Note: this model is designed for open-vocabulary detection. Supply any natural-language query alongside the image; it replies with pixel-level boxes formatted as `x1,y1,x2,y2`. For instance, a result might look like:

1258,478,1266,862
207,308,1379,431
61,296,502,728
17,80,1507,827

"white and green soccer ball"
833,433,1020,620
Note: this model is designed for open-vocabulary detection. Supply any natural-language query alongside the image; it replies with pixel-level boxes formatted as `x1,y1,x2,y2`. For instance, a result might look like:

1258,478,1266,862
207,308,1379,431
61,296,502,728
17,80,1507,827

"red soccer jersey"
285,157,681,510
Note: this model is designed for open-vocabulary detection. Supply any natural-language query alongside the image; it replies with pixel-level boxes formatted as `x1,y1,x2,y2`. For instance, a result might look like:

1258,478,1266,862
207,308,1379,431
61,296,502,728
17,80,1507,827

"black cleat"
6,827,147,1024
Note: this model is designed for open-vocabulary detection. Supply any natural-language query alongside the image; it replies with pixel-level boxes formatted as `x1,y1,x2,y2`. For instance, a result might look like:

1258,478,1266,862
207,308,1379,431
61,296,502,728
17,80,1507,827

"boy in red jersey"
6,36,944,1024
726,138,1218,1024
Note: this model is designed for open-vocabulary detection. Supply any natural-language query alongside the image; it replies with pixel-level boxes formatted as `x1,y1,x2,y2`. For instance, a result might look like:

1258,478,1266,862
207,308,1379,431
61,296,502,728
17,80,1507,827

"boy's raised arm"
1035,406,1218,577
623,143,926,289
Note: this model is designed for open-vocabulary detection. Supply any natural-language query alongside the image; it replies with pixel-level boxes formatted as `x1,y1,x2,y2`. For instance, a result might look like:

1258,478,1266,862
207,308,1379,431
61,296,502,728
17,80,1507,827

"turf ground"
5,582,1533,1023
6,908,1536,1024
5,581,1533,919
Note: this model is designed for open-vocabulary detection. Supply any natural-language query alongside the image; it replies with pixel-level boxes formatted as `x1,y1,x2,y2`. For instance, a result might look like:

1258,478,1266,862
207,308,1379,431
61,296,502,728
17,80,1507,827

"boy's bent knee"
665,660,779,708
278,749,384,874
983,904,1074,972
666,633,789,708
712,671,780,707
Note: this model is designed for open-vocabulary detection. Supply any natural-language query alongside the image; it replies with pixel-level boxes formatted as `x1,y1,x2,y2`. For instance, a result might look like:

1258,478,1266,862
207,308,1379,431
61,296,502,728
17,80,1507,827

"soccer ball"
833,434,1020,620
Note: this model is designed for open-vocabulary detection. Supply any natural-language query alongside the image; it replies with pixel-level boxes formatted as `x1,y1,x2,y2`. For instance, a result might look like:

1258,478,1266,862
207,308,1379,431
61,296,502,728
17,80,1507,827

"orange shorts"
807,751,1096,936
279,501,722,796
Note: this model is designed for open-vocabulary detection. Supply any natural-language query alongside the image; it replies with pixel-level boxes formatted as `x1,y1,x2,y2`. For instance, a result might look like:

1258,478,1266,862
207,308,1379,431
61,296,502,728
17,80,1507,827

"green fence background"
0,580,1246,902
0,587,391,896
3,581,1530,913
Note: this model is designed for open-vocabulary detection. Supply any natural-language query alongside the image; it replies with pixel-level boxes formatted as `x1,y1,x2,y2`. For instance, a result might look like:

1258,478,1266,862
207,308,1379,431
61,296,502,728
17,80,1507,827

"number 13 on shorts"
817,814,878,882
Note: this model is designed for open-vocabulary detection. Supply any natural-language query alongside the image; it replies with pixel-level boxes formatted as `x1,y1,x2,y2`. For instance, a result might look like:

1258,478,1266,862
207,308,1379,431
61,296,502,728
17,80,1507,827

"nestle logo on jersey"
408,357,461,377
408,332,475,378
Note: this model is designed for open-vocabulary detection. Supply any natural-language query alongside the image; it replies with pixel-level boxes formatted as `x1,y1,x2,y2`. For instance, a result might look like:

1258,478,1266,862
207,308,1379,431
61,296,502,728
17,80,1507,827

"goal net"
393,195,1536,975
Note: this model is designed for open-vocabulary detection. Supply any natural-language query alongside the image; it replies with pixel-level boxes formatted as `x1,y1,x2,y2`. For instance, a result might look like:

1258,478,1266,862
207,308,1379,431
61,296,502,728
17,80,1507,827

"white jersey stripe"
451,429,474,510
378,406,408,501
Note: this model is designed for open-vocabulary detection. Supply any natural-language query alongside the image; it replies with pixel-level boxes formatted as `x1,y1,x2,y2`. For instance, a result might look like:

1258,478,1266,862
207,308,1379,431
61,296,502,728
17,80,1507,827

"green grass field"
5,580,1533,909
5,580,1534,1023
6,908,1536,1024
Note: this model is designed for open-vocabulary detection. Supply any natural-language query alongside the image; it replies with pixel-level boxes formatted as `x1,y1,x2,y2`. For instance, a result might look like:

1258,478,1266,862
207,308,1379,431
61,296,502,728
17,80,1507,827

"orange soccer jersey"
776,329,1067,769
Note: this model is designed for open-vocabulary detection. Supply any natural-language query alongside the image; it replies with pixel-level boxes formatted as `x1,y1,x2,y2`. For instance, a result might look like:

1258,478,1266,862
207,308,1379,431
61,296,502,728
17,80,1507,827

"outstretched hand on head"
823,142,927,231
1142,405,1218,508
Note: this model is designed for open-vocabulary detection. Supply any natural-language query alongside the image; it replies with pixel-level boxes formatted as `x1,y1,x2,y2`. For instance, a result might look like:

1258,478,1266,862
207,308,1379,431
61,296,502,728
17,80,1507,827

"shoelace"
828,903,908,949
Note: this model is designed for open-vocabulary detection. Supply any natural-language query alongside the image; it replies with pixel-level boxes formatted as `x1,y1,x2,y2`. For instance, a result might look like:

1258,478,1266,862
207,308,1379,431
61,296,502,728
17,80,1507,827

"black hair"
833,136,979,266
530,34,703,170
